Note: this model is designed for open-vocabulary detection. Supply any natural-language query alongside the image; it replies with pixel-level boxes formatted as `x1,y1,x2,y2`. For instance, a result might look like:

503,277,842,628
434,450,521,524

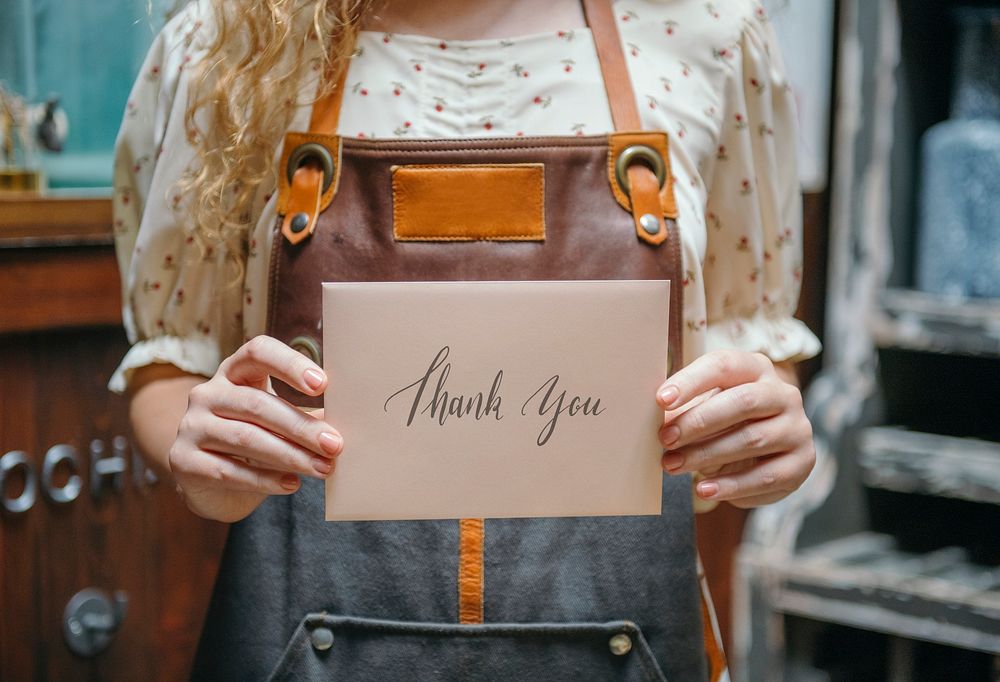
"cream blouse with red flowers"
109,0,820,392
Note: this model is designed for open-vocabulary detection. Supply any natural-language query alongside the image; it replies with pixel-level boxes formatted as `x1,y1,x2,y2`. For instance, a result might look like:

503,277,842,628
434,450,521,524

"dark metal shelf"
770,533,1000,654
873,288,1000,357
859,427,1000,505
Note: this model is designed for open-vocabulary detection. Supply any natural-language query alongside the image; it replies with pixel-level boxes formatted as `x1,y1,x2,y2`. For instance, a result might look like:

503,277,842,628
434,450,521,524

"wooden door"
0,204,227,680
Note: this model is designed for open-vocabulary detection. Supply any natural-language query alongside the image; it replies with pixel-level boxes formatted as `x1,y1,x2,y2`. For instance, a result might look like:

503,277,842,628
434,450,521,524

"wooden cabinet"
0,198,226,680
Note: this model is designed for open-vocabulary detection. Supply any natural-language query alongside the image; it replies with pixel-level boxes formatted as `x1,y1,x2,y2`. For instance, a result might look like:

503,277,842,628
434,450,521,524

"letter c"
42,444,82,505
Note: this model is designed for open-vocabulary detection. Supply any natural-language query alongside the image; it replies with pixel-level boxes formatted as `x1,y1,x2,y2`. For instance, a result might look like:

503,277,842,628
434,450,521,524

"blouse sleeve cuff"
108,335,222,393
705,313,822,364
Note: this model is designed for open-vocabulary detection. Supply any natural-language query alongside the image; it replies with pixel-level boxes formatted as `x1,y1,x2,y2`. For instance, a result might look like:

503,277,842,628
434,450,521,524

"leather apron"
192,1,727,679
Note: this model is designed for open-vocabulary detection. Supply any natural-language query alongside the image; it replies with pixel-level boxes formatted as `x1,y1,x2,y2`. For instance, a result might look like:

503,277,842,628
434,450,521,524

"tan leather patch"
392,164,545,241
458,518,485,624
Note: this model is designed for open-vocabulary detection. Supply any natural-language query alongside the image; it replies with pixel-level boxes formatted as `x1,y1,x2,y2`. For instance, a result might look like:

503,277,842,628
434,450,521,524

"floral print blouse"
109,0,821,392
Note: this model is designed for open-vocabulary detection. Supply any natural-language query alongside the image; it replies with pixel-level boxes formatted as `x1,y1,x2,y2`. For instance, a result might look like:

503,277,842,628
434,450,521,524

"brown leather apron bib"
192,1,727,680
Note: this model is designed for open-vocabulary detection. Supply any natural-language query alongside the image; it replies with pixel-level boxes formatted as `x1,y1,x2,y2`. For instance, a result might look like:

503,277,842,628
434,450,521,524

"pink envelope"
323,280,670,521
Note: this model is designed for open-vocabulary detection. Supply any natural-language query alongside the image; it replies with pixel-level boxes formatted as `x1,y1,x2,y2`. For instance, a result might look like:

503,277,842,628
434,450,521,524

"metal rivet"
609,633,633,656
310,626,334,651
290,212,310,234
639,213,660,236
289,336,322,365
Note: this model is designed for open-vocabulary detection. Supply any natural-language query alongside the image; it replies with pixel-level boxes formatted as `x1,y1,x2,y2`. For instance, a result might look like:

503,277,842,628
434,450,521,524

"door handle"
62,588,128,657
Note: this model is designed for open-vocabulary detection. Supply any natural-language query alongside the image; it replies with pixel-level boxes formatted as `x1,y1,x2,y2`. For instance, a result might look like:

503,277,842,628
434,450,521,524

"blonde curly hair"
181,0,376,243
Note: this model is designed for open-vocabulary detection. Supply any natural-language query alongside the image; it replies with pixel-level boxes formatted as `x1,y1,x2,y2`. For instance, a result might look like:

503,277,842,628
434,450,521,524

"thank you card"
322,280,670,521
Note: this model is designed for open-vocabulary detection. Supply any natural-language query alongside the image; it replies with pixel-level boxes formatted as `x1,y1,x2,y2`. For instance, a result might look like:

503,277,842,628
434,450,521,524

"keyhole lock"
62,588,128,658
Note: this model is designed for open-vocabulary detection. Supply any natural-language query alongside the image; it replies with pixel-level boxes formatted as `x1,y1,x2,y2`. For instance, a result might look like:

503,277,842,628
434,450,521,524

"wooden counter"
0,197,121,334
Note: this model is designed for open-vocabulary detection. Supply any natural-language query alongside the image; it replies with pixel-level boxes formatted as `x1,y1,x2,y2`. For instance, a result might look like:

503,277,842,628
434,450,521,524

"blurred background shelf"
771,533,1000,655
737,2,1000,679
859,427,1000,505
873,288,1000,357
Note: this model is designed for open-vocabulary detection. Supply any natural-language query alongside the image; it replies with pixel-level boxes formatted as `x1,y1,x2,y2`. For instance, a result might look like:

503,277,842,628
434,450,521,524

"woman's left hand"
656,350,815,508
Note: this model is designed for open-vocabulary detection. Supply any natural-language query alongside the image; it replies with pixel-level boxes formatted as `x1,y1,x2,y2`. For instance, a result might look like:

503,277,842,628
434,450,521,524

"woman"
113,0,820,678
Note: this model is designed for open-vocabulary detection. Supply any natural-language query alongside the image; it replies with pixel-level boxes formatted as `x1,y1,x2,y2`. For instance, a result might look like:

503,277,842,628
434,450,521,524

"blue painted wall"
0,0,175,189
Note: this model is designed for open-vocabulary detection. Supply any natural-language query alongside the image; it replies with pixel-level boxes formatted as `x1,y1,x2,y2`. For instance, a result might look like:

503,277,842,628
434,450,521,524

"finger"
728,491,790,508
174,449,303,495
660,388,720,425
659,381,794,448
199,418,335,479
656,350,772,410
223,335,327,396
693,449,814,502
662,413,806,474
210,386,343,458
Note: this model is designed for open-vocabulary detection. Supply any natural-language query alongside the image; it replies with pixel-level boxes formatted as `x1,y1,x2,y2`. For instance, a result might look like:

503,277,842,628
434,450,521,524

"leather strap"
280,165,325,244
309,64,350,135
458,518,485,623
627,165,668,246
582,0,669,245
580,0,642,131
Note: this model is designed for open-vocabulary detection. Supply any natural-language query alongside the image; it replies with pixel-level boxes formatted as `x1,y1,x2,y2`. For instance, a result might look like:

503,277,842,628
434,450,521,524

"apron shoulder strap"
309,61,350,135
286,0,676,249
308,0,642,136
580,0,642,131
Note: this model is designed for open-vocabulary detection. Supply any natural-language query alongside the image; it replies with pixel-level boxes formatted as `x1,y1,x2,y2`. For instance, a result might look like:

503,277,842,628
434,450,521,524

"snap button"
290,212,310,234
310,626,334,651
609,633,633,656
639,213,660,236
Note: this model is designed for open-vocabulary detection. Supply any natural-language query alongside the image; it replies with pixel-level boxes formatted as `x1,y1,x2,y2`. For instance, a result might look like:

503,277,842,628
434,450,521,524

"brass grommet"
289,335,322,365
615,144,667,196
286,142,335,194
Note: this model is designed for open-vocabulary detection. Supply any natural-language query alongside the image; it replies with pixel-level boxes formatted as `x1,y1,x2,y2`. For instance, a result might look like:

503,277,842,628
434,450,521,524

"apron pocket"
267,613,668,681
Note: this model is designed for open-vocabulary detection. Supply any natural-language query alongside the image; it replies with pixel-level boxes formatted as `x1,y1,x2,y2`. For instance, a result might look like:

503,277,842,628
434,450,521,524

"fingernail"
281,474,300,491
662,452,684,472
304,368,326,391
319,432,343,456
312,457,333,476
661,425,680,447
697,481,719,498
657,385,679,407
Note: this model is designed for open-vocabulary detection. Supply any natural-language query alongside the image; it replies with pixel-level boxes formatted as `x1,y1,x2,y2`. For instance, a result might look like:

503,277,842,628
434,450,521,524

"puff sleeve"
701,16,821,362
109,5,246,392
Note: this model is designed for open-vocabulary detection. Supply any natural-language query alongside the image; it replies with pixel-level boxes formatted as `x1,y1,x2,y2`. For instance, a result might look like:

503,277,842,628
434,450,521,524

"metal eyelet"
615,144,667,196
289,335,322,366
286,142,335,194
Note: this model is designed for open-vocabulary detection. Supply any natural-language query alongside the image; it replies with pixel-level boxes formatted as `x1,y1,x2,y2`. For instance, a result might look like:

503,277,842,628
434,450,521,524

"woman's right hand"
168,335,344,522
